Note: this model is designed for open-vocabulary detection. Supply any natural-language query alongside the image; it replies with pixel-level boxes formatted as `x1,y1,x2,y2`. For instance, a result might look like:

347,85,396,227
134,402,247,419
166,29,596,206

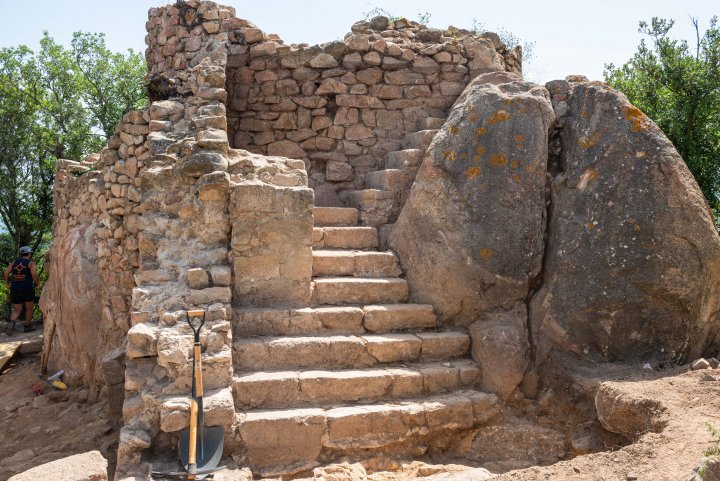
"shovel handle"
187,397,198,479
187,309,204,318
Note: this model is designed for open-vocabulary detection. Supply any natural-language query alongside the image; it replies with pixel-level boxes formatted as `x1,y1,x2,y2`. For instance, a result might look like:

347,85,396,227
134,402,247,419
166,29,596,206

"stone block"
187,268,210,289
210,265,232,286
8,451,108,481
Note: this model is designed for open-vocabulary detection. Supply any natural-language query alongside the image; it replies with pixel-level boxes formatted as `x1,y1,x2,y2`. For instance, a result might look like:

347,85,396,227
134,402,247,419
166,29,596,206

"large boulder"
389,80,554,327
530,81,720,363
40,224,103,385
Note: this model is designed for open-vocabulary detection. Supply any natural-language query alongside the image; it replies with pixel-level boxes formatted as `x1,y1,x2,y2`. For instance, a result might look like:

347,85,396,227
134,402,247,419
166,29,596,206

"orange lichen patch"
459,152,468,160
479,247,493,262
466,105,477,113
486,110,511,126
624,105,652,132
510,160,520,169
587,222,595,231
473,155,482,162
442,150,456,161
578,168,598,189
578,131,603,149
449,125,460,135
469,114,479,122
489,153,507,167
580,110,589,118
475,145,486,156
466,166,481,178
476,127,487,136
503,98,513,105
514,134,525,143
634,225,641,232
511,174,521,183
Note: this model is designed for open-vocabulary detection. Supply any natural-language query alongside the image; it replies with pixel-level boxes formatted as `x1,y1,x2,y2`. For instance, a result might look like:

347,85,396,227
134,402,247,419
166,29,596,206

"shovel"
177,309,224,480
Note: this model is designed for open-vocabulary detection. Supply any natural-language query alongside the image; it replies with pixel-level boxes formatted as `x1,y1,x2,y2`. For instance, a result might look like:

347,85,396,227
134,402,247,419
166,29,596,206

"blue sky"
0,1,717,82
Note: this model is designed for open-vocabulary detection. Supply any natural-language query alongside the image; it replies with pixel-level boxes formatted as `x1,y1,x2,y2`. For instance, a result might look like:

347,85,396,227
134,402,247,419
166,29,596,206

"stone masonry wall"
144,0,521,206
42,109,148,403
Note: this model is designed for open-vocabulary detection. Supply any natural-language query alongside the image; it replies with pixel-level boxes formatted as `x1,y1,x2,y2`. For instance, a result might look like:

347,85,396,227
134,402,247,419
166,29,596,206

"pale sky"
0,0,717,83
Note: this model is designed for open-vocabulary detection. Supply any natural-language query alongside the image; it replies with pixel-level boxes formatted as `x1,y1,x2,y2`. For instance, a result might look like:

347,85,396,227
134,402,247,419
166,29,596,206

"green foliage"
605,17,720,227
700,421,720,476
362,6,431,25
470,19,536,64
0,32,147,253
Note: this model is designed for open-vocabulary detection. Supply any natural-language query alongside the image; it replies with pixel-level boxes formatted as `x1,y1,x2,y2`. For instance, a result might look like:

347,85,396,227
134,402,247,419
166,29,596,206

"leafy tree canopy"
0,32,146,260
605,17,720,228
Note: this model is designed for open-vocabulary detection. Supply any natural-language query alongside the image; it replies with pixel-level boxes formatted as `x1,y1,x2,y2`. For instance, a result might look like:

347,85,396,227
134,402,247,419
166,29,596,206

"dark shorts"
10,286,34,304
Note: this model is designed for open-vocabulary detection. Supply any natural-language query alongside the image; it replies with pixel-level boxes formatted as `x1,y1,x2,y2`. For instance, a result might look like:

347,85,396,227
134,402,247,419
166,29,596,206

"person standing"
3,246,40,334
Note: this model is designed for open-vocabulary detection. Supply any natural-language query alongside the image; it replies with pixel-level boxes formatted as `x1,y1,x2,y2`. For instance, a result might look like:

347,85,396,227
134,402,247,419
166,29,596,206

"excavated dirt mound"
2,351,719,481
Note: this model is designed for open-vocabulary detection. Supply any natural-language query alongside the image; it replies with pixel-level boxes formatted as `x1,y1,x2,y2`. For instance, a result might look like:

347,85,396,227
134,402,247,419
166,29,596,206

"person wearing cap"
3,246,40,334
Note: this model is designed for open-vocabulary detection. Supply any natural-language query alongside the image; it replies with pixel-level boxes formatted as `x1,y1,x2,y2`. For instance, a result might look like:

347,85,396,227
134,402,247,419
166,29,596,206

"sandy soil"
0,350,120,481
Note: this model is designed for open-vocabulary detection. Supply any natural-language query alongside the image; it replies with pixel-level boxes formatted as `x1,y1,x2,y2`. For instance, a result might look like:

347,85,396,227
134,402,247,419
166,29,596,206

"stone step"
313,226,378,250
233,304,437,337
343,189,397,227
421,117,446,129
403,129,439,151
233,360,481,409
313,207,359,227
365,169,415,192
236,390,496,475
313,277,408,305
312,250,401,278
233,331,470,370
387,149,424,169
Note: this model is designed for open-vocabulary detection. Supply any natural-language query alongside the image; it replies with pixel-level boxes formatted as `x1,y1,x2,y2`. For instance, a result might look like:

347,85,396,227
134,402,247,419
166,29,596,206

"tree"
605,17,720,228
0,32,147,254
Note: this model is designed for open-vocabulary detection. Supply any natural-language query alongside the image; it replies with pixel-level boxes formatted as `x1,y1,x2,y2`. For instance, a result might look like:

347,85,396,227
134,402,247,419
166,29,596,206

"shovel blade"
179,425,224,478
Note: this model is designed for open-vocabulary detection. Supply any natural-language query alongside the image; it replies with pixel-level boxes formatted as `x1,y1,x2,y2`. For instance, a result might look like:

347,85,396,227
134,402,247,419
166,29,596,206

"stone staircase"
343,117,445,229
231,203,491,476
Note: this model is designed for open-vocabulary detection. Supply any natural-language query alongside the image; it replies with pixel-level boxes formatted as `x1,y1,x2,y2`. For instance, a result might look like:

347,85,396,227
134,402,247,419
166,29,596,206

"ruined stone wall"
42,110,148,399
144,0,521,206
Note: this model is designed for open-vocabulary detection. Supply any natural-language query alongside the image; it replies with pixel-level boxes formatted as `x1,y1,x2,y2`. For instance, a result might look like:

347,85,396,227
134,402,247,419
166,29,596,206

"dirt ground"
0,349,120,481
1,345,719,481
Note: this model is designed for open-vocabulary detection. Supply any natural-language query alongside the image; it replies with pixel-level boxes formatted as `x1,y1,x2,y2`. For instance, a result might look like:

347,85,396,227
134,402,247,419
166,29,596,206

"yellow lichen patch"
479,247,493,262
466,166,481,178
487,110,511,126
578,131,603,149
624,105,653,132
489,153,508,167
442,150,456,162
503,98,513,105
475,145,486,156
514,134,525,143
476,127,487,136
587,222,595,231
449,125,460,135
459,152,468,160
510,160,520,169
469,114,479,122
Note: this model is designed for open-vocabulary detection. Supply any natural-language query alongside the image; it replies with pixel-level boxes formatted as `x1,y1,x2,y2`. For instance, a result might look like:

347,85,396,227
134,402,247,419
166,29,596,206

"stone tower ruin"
40,1,720,479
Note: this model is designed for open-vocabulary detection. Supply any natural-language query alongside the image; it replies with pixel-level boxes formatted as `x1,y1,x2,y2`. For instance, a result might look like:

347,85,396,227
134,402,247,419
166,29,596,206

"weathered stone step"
313,226,378,250
387,149,424,170
313,277,408,305
233,360,481,409
312,250,401,278
236,390,496,475
403,129,439,151
421,117,446,129
343,189,397,227
313,207,359,227
233,304,437,336
233,331,470,370
365,169,414,192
